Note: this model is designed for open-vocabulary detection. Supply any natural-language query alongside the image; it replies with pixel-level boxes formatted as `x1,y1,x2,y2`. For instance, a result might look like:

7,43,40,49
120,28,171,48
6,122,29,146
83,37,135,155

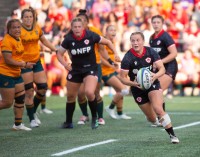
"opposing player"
20,7,57,127
56,17,118,129
150,15,178,110
102,25,131,120
0,19,34,131
120,32,179,144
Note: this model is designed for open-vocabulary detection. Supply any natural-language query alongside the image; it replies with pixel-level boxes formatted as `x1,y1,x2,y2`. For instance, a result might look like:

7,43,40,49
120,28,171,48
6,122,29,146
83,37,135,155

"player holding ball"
119,31,179,144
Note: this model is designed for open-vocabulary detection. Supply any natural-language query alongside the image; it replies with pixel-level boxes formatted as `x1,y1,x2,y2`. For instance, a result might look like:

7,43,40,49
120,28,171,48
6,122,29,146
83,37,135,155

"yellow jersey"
0,34,24,77
88,26,102,64
101,44,115,76
21,24,43,63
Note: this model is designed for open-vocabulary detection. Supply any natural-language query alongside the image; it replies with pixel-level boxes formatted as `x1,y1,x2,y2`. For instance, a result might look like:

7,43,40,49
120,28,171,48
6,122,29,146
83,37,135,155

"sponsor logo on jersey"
157,40,161,45
84,39,89,45
72,42,75,46
134,61,137,65
152,47,161,53
132,69,138,74
71,46,91,55
153,85,156,88
145,57,151,63
90,71,94,74
136,97,142,102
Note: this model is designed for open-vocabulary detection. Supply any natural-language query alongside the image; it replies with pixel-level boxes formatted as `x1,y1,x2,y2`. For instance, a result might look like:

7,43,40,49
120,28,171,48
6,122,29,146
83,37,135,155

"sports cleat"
170,135,180,144
117,114,132,120
34,113,41,125
61,122,73,129
105,106,117,119
91,117,98,129
46,89,52,97
30,120,39,128
12,123,32,131
151,118,162,127
98,118,105,125
40,108,53,114
77,115,89,125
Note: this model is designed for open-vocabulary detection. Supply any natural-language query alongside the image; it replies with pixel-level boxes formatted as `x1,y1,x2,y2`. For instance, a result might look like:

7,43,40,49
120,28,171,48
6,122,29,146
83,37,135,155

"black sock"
41,97,46,110
88,98,97,118
165,127,176,136
79,100,88,116
97,99,103,118
66,102,76,123
26,104,34,121
34,94,43,113
15,118,22,126
109,101,116,109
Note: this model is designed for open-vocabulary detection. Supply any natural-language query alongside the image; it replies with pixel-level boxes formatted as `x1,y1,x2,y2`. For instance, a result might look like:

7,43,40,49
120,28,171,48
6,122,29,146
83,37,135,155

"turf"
0,96,200,157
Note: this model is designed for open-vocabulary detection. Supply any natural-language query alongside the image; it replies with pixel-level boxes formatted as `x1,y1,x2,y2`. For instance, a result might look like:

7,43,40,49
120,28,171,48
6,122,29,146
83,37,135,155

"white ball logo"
71,49,76,55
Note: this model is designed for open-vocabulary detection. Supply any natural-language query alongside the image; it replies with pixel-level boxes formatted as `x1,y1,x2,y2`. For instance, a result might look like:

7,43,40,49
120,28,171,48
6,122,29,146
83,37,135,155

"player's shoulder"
88,26,102,35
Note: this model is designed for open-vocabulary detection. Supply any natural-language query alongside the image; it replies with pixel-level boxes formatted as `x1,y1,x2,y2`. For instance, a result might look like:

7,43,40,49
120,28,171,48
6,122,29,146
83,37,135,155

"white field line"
162,121,200,131
126,111,200,115
51,139,117,156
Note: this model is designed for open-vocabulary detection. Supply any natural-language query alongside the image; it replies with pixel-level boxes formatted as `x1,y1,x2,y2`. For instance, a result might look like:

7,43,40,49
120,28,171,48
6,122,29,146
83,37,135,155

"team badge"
145,57,151,63
136,97,142,102
72,42,75,46
84,39,89,45
157,40,161,45
68,74,72,79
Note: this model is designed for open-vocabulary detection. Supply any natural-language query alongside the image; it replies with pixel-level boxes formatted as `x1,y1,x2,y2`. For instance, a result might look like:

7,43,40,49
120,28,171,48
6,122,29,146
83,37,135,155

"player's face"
151,18,163,33
130,34,144,53
22,11,34,28
106,26,116,41
9,21,21,38
71,21,84,37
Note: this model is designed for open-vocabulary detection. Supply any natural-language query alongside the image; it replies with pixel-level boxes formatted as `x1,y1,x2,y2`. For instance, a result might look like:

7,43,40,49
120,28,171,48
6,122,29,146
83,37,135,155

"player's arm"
99,37,121,62
56,46,72,71
119,69,140,88
40,35,57,53
162,44,177,64
152,60,166,82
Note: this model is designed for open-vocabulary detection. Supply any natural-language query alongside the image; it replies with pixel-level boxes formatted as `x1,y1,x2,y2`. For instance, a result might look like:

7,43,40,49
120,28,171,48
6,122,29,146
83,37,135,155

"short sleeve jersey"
101,44,115,76
88,26,103,64
21,24,43,63
149,30,175,60
61,30,101,70
121,46,160,81
0,34,24,77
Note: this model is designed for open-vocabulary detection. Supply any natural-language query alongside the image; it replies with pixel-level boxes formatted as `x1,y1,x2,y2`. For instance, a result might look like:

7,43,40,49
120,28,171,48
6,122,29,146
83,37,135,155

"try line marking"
51,139,117,156
162,121,200,131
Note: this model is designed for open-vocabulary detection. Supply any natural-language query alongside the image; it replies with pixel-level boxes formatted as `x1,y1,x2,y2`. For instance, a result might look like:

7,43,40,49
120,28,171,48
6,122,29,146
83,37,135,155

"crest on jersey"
72,42,75,46
157,40,161,45
145,57,151,63
68,74,72,79
84,39,89,45
136,97,142,102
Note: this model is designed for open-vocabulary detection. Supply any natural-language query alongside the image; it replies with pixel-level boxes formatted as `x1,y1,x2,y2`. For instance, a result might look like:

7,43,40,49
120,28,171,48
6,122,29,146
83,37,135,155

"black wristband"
107,58,114,65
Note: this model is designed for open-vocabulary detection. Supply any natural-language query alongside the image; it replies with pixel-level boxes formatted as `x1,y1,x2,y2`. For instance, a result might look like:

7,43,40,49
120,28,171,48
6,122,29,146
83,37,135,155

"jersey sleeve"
91,31,101,43
164,32,175,47
61,35,70,50
1,37,12,53
121,53,131,70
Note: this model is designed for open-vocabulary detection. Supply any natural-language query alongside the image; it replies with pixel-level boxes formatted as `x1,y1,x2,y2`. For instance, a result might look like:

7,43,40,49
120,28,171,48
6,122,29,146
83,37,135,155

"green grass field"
0,96,200,157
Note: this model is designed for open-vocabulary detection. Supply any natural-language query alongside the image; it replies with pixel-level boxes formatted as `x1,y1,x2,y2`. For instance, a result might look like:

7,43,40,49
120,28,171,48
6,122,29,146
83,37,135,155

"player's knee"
35,92,45,99
85,90,95,101
25,82,34,91
36,83,47,91
159,114,171,127
15,94,25,104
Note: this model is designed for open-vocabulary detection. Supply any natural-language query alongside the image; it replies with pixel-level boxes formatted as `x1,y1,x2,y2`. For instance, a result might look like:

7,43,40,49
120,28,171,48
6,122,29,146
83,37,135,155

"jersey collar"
153,29,165,39
72,29,86,41
130,47,146,58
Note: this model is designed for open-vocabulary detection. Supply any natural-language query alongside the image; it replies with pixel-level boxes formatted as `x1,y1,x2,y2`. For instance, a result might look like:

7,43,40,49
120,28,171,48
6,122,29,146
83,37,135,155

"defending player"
120,32,179,144
56,17,118,129
0,19,34,131
150,15,178,110
20,7,57,127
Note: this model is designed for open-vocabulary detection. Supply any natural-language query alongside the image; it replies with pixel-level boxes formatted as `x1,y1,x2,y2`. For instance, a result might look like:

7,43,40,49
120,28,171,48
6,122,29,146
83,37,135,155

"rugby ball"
137,68,152,90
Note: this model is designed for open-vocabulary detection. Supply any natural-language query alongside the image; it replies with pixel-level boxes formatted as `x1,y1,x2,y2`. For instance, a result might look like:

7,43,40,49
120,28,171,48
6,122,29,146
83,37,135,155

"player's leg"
83,75,98,129
40,96,53,114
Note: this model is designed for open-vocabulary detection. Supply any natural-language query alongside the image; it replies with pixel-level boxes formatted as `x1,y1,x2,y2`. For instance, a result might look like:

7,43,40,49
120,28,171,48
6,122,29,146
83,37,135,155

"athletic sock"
33,94,43,113
15,118,22,126
78,100,88,116
88,98,97,118
165,127,176,136
66,102,76,123
109,101,116,109
26,104,34,121
41,97,46,110
97,99,103,118
163,102,165,111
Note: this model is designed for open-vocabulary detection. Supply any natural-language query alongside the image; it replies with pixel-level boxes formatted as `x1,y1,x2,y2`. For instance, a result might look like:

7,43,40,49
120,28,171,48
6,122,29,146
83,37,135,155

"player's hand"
114,54,121,62
25,62,36,69
150,72,157,83
64,62,72,71
133,77,141,89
